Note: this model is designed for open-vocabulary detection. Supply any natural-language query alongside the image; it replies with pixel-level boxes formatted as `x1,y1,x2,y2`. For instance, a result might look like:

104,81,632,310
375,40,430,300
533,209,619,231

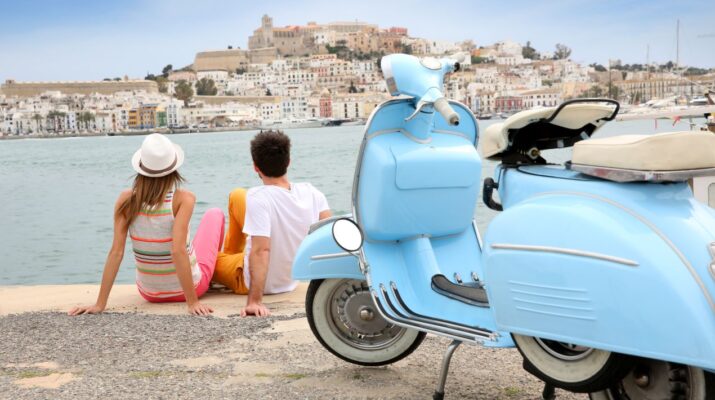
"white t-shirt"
243,182,330,294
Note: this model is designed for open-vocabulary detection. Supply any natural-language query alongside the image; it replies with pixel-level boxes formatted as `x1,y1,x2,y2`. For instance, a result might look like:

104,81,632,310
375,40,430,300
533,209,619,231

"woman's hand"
68,304,105,316
188,301,214,316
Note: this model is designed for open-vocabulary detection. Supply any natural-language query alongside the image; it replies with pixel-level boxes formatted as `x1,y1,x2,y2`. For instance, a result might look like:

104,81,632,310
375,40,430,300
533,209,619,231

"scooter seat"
571,131,715,176
481,104,616,159
431,274,489,307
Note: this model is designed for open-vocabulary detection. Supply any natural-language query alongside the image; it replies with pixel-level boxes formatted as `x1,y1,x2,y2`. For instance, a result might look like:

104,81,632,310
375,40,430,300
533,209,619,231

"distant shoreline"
0,123,363,141
0,126,257,140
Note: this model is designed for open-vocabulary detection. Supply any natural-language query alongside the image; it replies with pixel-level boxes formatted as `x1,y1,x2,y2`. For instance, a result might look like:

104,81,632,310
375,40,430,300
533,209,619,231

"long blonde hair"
117,171,185,225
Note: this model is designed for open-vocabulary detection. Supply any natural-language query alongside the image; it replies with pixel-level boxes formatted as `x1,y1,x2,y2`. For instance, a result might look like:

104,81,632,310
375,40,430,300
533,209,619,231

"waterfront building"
615,75,715,103
166,102,183,128
494,95,523,113
319,91,332,118
520,88,562,108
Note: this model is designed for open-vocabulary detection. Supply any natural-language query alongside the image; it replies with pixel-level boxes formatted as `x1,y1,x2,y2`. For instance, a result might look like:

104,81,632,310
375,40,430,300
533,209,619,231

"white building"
197,70,230,84
520,88,562,109
427,39,460,55
166,102,183,127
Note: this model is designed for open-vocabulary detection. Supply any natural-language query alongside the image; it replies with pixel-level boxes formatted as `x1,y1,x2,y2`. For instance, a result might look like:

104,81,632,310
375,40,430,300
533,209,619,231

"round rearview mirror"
332,218,364,253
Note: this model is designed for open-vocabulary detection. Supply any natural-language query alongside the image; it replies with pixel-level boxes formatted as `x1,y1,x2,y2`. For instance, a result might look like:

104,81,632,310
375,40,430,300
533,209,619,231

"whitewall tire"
306,279,426,366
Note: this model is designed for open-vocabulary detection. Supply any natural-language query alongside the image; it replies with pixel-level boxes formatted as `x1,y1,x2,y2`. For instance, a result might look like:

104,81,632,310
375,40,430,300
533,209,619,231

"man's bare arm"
319,210,332,220
241,235,271,317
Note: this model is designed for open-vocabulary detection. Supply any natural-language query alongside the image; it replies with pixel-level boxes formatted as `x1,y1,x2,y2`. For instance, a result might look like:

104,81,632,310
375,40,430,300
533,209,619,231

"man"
213,130,332,317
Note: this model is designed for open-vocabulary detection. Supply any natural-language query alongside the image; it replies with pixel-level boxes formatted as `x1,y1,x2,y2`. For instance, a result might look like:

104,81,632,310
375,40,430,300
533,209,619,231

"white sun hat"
131,133,185,177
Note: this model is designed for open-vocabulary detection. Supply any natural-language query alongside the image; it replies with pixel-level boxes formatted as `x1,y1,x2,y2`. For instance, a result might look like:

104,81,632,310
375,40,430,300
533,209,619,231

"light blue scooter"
293,53,715,399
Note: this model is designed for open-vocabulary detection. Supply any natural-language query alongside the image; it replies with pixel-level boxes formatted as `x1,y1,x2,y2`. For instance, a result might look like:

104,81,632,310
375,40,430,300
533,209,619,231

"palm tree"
78,112,95,131
32,113,43,133
47,111,66,132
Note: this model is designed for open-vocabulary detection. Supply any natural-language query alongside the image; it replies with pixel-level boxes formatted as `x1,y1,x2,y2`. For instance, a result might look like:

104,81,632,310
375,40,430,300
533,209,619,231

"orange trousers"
213,188,250,294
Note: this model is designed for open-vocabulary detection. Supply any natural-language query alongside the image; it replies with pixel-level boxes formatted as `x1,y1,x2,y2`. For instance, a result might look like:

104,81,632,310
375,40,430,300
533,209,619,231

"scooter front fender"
483,192,715,370
292,222,363,281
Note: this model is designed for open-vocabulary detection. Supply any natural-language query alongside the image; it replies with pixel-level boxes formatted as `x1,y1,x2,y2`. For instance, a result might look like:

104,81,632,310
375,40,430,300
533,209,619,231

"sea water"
0,119,701,284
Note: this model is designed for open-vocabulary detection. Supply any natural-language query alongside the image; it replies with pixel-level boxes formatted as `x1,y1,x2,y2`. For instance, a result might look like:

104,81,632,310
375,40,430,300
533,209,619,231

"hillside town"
1,15,714,137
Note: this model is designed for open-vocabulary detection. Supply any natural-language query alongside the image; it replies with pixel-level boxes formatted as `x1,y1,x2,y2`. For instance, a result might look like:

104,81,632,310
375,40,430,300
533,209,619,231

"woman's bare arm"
69,190,130,315
172,190,213,316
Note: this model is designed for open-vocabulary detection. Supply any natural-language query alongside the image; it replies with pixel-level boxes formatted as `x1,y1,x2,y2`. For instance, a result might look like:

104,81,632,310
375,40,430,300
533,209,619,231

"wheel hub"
359,307,375,321
615,360,694,399
327,280,405,350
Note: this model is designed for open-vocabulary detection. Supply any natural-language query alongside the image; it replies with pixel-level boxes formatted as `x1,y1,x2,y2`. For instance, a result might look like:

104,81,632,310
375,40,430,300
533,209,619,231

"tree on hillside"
174,80,194,106
348,81,358,93
522,41,540,60
145,73,157,81
195,78,218,96
156,76,168,93
589,63,607,72
162,64,173,78
587,85,604,97
471,56,490,64
553,43,572,60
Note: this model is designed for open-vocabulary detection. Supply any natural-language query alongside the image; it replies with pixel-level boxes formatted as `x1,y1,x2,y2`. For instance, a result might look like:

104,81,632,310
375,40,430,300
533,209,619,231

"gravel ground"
0,312,587,400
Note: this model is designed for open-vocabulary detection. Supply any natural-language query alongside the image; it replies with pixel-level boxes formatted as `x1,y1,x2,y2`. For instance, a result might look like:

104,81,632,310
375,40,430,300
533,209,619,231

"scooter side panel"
292,223,363,281
483,193,715,370
362,238,514,347
495,166,715,314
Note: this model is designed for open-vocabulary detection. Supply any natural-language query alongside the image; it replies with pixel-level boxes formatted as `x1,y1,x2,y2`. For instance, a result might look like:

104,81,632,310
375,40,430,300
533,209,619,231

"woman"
69,134,224,316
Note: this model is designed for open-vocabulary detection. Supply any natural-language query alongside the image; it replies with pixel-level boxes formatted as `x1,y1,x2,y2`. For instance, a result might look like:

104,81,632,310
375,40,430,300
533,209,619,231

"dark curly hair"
250,130,291,178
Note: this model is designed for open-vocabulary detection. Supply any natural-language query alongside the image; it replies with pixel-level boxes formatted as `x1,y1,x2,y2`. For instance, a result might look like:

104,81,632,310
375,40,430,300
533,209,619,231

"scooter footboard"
483,194,715,370
292,222,363,281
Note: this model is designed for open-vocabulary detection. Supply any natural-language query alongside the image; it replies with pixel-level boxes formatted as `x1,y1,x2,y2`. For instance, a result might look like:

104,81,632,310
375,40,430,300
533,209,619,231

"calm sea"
0,119,701,285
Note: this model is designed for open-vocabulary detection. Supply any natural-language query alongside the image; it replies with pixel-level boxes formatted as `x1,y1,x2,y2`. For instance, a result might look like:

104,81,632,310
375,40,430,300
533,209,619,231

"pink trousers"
141,208,225,303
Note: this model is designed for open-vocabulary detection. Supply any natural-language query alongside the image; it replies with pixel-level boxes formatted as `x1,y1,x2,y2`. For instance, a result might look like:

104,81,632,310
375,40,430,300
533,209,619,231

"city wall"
0,80,159,98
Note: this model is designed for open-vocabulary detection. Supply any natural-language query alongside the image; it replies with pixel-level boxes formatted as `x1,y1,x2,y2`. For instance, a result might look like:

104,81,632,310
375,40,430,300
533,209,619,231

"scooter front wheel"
588,360,715,400
306,279,426,366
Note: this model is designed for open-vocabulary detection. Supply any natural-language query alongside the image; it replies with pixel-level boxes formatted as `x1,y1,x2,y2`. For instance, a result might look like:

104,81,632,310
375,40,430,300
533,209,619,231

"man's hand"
241,302,271,317
188,301,214,316
68,304,105,316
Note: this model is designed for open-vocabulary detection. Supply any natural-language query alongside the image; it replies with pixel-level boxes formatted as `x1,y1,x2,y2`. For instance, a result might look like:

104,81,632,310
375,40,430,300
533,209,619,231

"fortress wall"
194,49,250,71
0,80,159,97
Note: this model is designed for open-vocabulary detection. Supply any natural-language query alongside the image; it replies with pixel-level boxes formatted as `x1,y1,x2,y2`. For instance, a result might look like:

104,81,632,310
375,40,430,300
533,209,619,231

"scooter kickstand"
542,383,556,400
433,340,462,400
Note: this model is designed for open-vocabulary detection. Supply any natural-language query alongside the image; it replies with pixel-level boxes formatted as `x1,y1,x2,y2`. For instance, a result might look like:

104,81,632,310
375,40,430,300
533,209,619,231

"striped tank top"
129,189,201,299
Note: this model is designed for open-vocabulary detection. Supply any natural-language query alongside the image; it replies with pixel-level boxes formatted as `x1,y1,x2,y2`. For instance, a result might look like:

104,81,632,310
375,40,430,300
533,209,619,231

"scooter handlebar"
434,97,460,126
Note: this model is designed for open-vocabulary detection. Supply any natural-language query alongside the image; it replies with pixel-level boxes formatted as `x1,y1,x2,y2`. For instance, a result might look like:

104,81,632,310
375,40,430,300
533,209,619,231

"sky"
0,0,713,82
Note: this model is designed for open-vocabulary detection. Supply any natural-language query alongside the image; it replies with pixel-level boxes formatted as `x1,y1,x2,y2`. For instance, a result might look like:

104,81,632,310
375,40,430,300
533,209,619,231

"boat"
260,118,324,129
476,113,492,120
341,118,366,126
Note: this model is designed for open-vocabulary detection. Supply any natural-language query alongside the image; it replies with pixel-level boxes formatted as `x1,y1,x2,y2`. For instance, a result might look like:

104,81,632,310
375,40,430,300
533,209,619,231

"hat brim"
132,143,185,178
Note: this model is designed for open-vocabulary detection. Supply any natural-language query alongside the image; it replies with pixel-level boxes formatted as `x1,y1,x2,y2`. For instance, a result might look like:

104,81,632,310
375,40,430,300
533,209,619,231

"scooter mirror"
332,218,364,253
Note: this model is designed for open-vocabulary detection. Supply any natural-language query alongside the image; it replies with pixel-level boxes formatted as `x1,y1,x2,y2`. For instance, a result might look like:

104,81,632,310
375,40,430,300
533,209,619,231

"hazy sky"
1,0,713,82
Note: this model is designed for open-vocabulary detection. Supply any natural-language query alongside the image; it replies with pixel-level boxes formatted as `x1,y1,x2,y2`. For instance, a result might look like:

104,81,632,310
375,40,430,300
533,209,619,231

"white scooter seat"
482,104,615,159
570,131,715,182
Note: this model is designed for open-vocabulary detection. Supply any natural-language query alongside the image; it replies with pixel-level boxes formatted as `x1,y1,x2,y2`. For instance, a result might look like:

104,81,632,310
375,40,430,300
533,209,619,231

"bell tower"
261,14,274,47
